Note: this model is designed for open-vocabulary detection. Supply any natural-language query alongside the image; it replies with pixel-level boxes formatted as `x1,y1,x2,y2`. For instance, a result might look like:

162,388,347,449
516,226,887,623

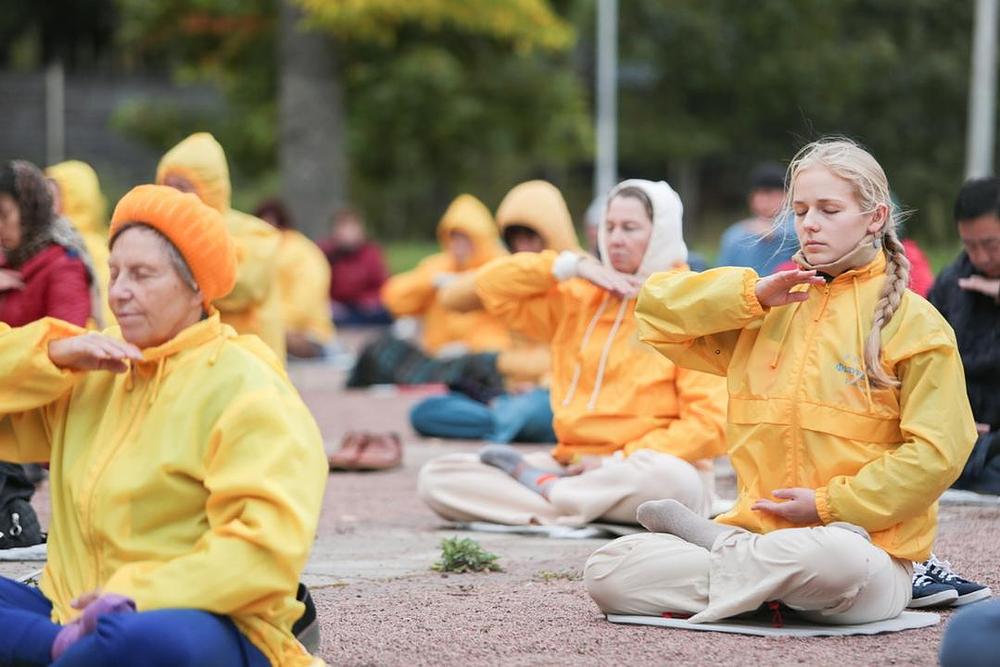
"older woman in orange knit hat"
0,185,327,666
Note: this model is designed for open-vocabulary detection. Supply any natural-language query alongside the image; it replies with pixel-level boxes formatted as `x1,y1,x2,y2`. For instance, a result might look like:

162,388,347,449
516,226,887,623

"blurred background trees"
0,0,983,255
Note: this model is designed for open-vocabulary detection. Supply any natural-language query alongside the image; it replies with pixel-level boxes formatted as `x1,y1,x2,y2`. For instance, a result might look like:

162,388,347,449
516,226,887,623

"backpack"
0,463,44,549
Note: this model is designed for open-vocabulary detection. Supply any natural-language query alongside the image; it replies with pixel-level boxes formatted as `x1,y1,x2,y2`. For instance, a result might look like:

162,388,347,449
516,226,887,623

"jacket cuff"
743,270,767,317
814,486,836,524
552,251,583,282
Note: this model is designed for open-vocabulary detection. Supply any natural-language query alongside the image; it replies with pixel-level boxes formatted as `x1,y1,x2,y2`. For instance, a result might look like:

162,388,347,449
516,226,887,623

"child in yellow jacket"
585,139,977,625
418,179,728,525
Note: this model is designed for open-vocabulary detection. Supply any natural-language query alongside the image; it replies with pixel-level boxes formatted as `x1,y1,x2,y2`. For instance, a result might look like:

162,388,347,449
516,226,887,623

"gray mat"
0,543,47,561
448,521,641,539
607,610,939,637
940,489,1000,506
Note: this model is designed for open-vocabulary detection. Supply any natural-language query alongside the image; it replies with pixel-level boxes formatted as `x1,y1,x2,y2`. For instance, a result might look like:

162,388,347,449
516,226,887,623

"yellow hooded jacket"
439,180,580,388
635,256,977,562
276,229,335,344
45,160,114,327
381,194,509,354
0,315,327,667
474,180,727,464
156,133,286,361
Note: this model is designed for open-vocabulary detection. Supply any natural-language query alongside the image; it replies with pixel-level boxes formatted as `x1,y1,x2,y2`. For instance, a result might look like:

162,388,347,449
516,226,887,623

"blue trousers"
940,600,1000,667
410,389,556,444
0,576,269,667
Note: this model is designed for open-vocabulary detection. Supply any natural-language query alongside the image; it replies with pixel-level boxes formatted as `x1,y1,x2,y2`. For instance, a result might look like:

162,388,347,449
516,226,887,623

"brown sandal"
328,431,370,471
353,432,403,471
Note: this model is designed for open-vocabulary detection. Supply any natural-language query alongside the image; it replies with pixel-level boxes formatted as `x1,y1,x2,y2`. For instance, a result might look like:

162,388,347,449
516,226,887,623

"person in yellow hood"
46,159,115,327
410,180,579,444
156,132,286,362
584,139,977,626
0,185,327,666
417,179,728,526
381,194,509,355
255,198,335,358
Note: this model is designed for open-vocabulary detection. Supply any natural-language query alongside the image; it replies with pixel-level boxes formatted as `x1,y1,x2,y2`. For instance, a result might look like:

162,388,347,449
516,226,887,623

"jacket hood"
45,160,107,235
155,132,232,213
600,179,688,277
436,194,504,269
496,180,580,253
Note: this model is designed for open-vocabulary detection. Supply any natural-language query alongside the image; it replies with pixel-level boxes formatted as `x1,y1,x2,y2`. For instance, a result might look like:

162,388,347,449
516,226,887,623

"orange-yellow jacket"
156,133,286,361
475,250,727,464
275,229,334,344
636,255,977,561
381,194,509,354
439,180,581,389
0,316,327,666
46,160,114,328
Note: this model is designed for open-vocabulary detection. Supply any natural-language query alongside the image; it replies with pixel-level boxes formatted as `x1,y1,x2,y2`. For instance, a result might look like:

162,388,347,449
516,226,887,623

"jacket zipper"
789,283,832,488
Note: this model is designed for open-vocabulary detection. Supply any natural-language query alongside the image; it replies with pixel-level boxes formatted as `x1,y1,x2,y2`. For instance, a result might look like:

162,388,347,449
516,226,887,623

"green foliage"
385,240,439,274
294,0,574,51
431,537,503,573
534,569,581,582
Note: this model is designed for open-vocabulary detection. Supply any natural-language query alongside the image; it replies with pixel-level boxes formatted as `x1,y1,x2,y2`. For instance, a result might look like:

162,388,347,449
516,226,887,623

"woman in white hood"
417,180,728,526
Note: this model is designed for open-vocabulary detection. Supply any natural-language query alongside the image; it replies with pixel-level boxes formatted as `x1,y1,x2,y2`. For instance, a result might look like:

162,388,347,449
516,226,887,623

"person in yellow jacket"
381,194,509,355
156,132,286,362
410,180,580,443
46,159,115,328
0,185,326,666
585,139,977,626
255,199,335,358
417,179,728,526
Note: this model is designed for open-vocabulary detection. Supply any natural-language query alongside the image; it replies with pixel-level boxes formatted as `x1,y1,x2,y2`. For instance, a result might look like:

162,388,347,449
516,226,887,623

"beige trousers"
585,526,912,624
418,449,708,526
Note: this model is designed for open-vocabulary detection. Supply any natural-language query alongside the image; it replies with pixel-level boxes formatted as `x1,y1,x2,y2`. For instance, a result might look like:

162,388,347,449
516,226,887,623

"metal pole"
594,0,618,198
966,0,999,178
45,61,65,166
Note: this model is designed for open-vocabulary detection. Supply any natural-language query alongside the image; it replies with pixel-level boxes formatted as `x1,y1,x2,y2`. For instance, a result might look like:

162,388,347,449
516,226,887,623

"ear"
867,203,889,236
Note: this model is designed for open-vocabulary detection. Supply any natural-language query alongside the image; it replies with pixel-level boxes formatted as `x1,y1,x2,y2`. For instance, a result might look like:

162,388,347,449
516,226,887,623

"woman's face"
108,227,203,349
792,166,886,265
605,195,653,274
0,193,23,251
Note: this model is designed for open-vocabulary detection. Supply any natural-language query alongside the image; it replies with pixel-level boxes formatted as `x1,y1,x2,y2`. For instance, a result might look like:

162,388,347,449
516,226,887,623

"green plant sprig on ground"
432,537,503,573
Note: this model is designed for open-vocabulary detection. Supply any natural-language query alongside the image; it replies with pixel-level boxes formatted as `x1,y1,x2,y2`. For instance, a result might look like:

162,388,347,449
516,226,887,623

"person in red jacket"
0,161,93,328
318,208,391,326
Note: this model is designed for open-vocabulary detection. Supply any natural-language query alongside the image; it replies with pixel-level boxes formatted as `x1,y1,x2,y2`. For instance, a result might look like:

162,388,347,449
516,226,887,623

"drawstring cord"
587,298,629,411
561,293,610,407
770,300,803,369
149,357,166,406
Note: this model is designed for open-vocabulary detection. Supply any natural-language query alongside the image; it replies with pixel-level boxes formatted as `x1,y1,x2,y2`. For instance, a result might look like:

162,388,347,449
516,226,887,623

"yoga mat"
0,543,47,561
606,610,939,637
940,489,1000,507
448,521,642,539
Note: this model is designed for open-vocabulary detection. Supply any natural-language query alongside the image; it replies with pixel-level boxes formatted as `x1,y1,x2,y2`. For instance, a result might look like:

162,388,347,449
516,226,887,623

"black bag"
0,463,44,549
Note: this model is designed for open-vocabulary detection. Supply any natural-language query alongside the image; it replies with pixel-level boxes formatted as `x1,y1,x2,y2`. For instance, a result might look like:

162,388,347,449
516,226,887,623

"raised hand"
958,274,1000,300
754,269,825,308
576,257,645,299
0,269,24,291
48,334,143,373
751,487,821,524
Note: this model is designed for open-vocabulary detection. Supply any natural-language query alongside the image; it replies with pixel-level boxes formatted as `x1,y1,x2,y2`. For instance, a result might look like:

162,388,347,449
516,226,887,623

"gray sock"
636,499,743,549
480,445,561,497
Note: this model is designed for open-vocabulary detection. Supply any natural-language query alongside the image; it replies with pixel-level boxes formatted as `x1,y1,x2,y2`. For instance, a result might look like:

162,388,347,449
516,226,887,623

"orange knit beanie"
110,184,236,307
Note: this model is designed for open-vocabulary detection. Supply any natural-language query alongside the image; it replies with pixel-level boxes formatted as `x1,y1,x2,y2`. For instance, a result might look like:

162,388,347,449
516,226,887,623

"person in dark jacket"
0,160,95,328
929,177,1000,494
318,208,391,326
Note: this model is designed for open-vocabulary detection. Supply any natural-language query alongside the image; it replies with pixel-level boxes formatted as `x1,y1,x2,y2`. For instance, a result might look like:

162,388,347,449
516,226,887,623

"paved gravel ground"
3,353,998,666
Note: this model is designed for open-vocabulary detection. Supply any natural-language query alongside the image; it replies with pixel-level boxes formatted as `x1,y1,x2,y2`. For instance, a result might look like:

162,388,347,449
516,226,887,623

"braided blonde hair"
784,138,911,389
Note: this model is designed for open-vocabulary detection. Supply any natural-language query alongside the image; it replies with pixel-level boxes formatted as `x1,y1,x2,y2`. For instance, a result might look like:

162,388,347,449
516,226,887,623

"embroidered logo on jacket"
834,355,866,386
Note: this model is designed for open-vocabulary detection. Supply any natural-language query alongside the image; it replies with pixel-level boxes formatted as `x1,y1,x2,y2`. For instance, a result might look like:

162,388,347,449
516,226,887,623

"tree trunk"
278,0,346,240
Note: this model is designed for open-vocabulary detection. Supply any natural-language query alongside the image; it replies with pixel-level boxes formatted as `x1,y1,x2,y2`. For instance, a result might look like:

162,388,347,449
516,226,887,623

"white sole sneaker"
953,587,993,606
908,588,959,608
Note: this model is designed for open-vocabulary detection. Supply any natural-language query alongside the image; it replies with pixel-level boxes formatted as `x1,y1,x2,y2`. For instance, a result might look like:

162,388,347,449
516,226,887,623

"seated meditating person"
584,139,976,626
417,179,728,526
0,185,327,666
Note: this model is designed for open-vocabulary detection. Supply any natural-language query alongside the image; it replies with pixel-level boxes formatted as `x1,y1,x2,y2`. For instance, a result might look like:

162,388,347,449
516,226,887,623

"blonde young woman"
584,139,977,624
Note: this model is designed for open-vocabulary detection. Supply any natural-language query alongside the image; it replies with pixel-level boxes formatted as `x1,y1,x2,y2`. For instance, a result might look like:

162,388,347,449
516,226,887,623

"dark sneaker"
292,583,320,654
921,555,993,606
909,570,959,608
0,499,44,550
